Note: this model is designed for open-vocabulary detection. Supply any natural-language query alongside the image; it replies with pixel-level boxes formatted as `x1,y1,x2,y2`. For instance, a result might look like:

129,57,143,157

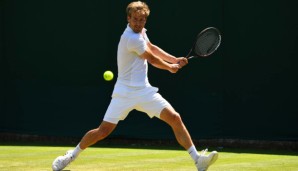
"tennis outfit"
103,25,171,124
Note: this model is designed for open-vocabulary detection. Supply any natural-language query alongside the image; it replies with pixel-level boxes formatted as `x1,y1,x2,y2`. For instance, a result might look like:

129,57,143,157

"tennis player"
52,1,218,171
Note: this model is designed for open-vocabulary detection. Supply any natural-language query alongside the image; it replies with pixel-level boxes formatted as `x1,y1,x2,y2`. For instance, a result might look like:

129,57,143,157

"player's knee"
169,112,182,125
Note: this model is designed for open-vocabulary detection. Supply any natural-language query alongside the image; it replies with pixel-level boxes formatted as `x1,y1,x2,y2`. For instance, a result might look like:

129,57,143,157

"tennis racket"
186,27,221,60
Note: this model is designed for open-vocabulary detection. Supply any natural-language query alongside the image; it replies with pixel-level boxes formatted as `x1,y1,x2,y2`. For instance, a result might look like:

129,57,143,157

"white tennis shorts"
103,90,171,124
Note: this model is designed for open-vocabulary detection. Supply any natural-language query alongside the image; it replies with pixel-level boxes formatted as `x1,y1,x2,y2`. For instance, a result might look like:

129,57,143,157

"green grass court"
0,144,298,171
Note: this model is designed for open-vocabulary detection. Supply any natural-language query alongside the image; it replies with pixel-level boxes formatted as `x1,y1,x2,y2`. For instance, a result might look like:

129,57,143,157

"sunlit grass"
0,145,297,171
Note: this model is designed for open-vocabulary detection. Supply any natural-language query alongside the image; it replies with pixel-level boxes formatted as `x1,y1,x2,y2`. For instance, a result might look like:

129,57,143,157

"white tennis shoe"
52,150,75,171
195,149,218,171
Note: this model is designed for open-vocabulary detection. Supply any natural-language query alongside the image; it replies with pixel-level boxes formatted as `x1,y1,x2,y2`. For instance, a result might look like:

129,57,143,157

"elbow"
147,56,156,65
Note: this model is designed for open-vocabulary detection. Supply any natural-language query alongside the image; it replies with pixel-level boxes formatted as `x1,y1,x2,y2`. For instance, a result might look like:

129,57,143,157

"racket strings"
194,30,220,56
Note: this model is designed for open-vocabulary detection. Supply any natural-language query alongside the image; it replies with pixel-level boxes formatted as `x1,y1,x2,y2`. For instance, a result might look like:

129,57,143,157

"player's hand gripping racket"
186,27,221,60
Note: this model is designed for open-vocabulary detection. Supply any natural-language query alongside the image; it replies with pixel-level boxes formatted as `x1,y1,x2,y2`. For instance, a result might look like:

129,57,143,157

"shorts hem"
103,117,120,124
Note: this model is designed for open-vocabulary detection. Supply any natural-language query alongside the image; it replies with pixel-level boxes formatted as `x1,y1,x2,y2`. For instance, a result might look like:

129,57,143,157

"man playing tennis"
52,1,218,171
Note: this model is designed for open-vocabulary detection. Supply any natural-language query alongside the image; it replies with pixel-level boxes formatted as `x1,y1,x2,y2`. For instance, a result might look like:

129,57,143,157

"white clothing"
103,25,171,124
103,89,170,124
116,24,150,87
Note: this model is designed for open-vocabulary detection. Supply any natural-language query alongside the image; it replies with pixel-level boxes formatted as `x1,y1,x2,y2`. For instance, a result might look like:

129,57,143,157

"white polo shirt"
112,25,158,98
117,24,150,86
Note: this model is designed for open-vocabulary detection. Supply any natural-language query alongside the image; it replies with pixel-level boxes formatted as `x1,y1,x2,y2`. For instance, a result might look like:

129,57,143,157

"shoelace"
200,148,208,156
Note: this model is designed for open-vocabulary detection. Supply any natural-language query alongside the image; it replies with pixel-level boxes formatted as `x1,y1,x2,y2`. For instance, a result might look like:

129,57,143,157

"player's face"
127,11,147,33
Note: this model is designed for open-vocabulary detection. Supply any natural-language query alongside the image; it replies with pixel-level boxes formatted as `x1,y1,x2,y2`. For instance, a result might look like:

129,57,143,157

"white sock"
187,145,199,162
72,143,83,158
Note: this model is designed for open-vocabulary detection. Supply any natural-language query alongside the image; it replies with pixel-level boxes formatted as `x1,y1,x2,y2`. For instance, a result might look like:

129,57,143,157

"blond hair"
126,1,150,17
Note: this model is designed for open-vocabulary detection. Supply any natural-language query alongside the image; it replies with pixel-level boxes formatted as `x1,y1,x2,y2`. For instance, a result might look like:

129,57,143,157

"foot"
195,149,218,171
52,150,75,171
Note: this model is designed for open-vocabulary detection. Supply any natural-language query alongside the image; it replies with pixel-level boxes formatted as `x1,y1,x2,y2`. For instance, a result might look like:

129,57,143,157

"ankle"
72,143,83,158
187,145,199,162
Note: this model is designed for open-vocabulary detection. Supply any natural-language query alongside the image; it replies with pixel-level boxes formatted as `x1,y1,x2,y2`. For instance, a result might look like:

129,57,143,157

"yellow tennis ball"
103,70,114,81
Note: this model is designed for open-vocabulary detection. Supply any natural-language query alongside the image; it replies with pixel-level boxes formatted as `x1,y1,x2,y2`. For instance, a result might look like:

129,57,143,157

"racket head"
191,27,221,58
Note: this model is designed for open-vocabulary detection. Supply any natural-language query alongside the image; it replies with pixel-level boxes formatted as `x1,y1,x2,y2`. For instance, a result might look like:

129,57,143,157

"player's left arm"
147,42,188,67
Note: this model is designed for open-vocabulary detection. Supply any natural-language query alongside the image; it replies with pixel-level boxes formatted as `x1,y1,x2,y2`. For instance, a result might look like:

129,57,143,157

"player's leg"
159,107,218,170
159,106,194,152
52,95,132,171
79,121,117,150
67,121,117,158
72,95,133,156
52,121,116,171
136,93,200,161
137,92,194,151
138,91,218,170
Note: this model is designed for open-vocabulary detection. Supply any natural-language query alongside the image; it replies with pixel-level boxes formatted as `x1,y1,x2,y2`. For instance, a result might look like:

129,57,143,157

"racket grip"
187,56,195,60
178,56,194,64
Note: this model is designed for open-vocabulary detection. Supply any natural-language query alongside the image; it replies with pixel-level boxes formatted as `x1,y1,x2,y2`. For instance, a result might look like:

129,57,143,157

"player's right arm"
127,34,180,73
147,42,188,67
140,49,180,73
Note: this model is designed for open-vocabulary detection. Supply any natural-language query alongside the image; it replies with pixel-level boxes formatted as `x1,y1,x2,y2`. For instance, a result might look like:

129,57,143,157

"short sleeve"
127,35,147,55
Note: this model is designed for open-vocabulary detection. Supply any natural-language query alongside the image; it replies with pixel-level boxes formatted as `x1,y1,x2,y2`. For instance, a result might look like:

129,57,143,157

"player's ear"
127,16,131,23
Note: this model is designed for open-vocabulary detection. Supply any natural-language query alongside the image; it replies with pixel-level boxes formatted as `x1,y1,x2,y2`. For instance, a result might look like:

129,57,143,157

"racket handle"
187,56,196,60
178,56,195,64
